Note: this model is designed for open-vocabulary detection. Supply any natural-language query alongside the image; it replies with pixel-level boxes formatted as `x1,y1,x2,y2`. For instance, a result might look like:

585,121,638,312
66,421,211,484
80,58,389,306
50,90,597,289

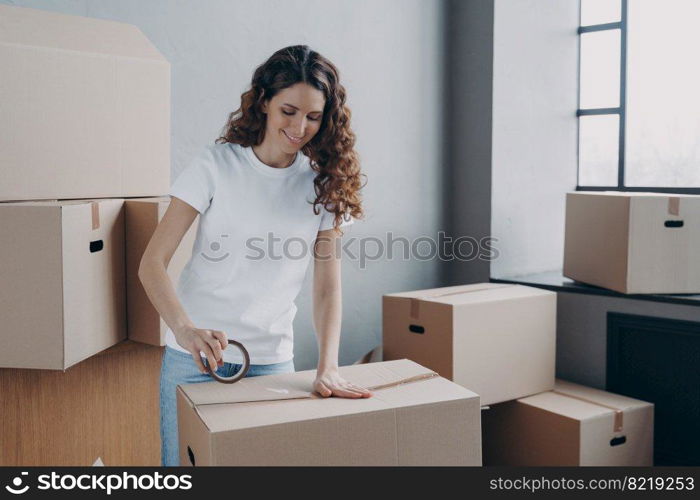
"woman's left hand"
313,368,373,398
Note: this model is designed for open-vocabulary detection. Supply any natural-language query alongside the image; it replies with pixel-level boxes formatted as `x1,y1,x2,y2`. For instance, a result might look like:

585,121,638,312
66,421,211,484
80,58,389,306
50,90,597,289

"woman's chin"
280,141,301,152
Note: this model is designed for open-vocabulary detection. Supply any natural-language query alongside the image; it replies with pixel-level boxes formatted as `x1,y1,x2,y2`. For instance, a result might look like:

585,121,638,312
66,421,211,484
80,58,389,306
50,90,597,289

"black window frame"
577,0,700,195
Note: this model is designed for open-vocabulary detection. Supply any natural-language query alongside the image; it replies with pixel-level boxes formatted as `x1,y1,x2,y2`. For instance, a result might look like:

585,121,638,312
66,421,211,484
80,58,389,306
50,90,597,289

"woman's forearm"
138,258,195,338
313,287,342,372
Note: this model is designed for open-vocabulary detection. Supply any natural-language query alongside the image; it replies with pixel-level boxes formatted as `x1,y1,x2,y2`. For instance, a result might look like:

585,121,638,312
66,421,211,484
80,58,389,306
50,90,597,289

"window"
577,0,700,193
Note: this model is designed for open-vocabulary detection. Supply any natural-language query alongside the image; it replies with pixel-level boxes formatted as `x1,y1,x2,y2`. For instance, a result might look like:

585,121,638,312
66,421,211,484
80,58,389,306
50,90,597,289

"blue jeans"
159,345,295,466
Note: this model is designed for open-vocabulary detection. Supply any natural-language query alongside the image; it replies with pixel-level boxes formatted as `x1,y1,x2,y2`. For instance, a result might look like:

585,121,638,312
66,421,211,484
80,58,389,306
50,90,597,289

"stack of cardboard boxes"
0,5,195,465
380,189,700,465
382,280,654,466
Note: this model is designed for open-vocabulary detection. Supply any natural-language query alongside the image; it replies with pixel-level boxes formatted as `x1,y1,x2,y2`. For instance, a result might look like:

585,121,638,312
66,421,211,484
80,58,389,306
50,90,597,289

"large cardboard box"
0,199,126,370
563,191,700,294
383,283,556,405
125,197,198,346
0,5,170,201
482,379,654,466
177,359,482,466
0,340,162,466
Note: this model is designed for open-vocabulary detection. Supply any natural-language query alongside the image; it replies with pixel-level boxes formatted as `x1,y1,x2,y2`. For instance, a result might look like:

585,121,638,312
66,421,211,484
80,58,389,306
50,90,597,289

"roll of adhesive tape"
206,339,250,384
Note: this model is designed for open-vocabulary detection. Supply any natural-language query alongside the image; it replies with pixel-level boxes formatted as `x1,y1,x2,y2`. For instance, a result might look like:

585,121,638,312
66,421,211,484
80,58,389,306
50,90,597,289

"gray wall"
491,0,579,278
443,0,580,282
442,0,494,286
4,0,446,370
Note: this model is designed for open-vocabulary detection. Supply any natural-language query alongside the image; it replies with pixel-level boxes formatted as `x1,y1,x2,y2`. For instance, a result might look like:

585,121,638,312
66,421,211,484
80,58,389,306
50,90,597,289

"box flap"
181,372,313,407
0,5,166,61
181,359,437,406
518,391,614,422
385,284,553,323
181,360,459,433
519,380,652,432
553,379,652,412
385,283,507,299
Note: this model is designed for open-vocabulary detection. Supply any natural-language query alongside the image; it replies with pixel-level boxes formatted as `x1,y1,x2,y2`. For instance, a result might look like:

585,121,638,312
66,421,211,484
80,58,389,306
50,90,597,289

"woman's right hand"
174,326,229,374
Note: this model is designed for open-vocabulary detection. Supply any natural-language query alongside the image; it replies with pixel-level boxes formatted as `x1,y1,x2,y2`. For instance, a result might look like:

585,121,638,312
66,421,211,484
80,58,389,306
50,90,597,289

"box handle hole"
408,324,425,334
89,240,104,253
664,220,684,228
610,435,626,447
188,445,196,466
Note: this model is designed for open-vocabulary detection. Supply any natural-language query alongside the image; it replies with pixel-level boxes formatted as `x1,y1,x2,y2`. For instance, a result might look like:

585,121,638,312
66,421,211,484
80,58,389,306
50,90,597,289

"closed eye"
282,110,321,121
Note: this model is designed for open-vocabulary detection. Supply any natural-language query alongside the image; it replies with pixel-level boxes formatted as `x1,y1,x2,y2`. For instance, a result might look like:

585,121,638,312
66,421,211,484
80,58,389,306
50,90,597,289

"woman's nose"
291,117,307,136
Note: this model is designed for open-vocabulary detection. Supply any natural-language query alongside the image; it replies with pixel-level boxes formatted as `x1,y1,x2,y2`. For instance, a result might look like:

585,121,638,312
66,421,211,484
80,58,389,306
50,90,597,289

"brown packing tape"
195,369,440,406
409,284,513,321
552,390,624,433
309,371,440,400
366,371,438,391
206,340,251,384
91,201,100,230
668,197,680,216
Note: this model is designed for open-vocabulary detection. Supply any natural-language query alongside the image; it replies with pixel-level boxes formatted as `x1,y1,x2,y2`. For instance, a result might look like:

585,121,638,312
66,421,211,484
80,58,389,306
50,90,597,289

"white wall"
491,0,579,278
3,0,446,369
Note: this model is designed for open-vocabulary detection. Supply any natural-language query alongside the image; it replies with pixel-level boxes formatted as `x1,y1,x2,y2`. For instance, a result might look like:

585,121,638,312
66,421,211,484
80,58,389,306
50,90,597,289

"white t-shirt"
164,143,352,364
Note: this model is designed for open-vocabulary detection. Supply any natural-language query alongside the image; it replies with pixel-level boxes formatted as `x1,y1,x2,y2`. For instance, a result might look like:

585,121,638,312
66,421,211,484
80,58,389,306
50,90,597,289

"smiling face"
261,82,326,154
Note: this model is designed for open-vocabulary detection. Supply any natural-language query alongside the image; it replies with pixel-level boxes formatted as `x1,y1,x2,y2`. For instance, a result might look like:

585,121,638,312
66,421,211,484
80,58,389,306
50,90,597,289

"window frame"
576,0,700,194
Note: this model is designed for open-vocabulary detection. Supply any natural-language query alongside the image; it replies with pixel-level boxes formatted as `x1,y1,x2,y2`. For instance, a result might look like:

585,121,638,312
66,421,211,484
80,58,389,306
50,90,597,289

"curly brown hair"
216,45,364,233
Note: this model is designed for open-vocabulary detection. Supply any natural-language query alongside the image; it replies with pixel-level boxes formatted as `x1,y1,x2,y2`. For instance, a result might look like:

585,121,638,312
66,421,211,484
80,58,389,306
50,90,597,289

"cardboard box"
0,5,170,201
125,197,198,346
383,283,556,405
177,359,482,466
482,379,654,466
0,340,162,466
0,199,126,369
563,191,700,294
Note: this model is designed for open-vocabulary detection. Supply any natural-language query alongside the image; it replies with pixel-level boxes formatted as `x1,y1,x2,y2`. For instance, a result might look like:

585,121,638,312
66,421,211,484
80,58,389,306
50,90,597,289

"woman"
138,45,371,467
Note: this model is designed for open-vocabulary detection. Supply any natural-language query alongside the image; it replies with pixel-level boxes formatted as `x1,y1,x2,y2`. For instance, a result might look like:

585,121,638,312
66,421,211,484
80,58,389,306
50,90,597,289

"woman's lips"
283,130,303,144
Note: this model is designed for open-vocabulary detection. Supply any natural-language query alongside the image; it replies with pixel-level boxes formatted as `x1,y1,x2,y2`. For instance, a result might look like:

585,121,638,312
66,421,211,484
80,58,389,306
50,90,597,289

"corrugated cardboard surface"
0,204,64,369
383,283,556,405
0,5,170,201
177,359,482,466
564,191,700,293
563,192,631,292
0,199,126,370
0,341,162,466
125,197,198,346
383,297,454,379
482,379,654,466
452,287,556,405
483,400,581,465
62,199,126,368
627,195,700,293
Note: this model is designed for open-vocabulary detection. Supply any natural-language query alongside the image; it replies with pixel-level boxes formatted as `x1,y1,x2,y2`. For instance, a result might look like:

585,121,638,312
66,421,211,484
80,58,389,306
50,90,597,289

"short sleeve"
319,206,354,232
169,147,217,214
